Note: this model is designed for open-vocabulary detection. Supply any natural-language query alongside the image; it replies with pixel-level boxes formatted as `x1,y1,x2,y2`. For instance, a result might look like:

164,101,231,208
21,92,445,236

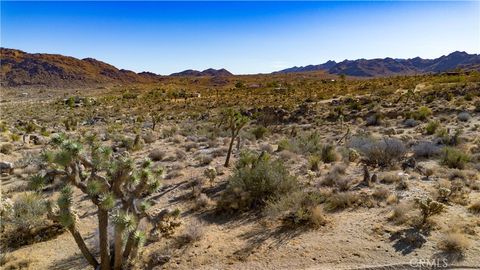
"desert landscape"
1,1,480,270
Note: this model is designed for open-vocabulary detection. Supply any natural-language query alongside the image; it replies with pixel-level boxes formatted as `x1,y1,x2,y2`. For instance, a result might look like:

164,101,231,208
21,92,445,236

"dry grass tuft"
468,200,480,214
438,232,470,253
388,202,416,225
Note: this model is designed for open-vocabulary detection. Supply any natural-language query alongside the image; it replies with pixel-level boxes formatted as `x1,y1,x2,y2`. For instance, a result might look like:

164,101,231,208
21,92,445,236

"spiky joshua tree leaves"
219,108,249,167
39,134,163,270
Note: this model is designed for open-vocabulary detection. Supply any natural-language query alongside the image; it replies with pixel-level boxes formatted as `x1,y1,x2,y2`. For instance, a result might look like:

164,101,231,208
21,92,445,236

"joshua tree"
150,111,162,131
36,134,163,270
415,197,444,226
219,108,249,167
203,167,217,186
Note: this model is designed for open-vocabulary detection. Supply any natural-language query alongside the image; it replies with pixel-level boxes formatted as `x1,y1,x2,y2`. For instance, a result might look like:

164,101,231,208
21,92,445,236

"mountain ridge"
1,48,479,88
170,68,233,77
274,51,480,77
0,48,163,87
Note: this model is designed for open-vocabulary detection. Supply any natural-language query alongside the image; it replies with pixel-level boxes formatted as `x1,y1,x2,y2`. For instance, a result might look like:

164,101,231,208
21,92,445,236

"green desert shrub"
219,152,298,211
0,121,8,133
425,121,440,135
308,155,321,171
436,128,462,146
0,193,63,250
414,106,432,121
251,126,268,140
277,139,291,152
10,133,21,142
3,192,47,233
442,147,470,169
320,144,338,163
0,143,14,155
288,132,322,154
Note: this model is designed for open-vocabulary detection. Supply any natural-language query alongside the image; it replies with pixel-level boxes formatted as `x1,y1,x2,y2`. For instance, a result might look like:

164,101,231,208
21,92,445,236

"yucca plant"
35,134,164,270
218,108,249,167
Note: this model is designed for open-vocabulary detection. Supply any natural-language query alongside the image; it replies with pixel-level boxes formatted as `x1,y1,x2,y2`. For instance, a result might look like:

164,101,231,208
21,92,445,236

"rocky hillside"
0,48,162,88
276,51,480,77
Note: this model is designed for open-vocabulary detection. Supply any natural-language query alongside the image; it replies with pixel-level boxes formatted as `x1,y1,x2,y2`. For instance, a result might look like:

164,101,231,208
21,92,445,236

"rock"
0,161,14,175
30,134,46,145
149,149,166,161
402,157,416,170
385,128,396,135
150,253,171,265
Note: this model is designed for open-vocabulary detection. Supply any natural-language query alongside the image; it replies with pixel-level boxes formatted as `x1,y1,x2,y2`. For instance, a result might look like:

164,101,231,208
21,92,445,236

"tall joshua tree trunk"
113,226,125,270
68,225,99,268
98,209,111,270
225,131,236,167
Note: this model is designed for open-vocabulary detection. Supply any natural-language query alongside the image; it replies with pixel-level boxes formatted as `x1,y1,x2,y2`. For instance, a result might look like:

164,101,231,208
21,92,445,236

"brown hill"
0,48,162,88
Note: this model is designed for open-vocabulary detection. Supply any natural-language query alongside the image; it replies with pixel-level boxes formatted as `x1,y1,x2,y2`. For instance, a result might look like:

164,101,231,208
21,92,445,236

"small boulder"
0,161,14,175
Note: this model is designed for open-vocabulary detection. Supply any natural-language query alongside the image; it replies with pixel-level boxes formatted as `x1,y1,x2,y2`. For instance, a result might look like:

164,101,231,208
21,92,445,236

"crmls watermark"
409,258,449,268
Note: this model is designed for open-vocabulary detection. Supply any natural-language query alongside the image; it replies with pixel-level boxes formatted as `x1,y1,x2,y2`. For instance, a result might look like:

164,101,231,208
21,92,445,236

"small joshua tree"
150,111,162,131
219,108,249,167
36,134,163,270
63,116,78,131
203,167,217,186
415,197,444,226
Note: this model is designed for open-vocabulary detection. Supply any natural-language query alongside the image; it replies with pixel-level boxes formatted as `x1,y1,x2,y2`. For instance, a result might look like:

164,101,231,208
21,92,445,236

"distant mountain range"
1,48,479,88
0,48,235,87
274,51,480,77
170,68,232,77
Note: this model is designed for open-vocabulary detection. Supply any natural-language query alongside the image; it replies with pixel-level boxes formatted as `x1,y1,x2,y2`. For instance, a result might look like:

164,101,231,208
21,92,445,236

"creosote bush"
219,152,298,211
425,121,440,135
0,143,14,155
436,128,463,146
320,144,338,163
442,147,470,169
413,106,432,121
251,125,268,140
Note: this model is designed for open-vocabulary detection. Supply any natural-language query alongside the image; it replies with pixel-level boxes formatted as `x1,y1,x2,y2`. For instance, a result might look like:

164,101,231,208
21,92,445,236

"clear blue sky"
1,1,479,74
